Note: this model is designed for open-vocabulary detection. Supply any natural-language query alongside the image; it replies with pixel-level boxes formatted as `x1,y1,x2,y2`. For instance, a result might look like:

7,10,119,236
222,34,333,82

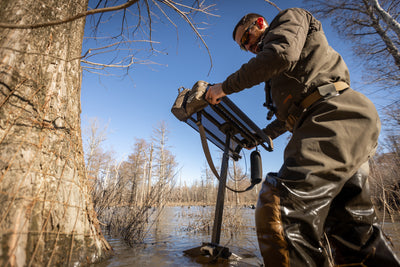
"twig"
263,0,282,11
160,0,214,75
0,0,140,29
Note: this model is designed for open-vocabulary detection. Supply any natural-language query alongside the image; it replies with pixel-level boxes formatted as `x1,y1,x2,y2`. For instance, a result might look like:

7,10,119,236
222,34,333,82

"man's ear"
256,17,264,29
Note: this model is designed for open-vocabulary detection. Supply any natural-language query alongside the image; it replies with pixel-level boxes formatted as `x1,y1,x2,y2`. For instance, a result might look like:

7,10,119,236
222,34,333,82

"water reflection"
93,206,400,267
383,221,400,255
94,206,263,266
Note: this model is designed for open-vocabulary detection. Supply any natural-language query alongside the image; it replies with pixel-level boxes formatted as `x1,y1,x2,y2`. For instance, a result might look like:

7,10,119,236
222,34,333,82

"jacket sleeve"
262,119,287,140
222,8,311,94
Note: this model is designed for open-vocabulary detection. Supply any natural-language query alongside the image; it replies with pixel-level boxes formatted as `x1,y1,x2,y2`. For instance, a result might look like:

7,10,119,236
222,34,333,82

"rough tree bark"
0,0,112,266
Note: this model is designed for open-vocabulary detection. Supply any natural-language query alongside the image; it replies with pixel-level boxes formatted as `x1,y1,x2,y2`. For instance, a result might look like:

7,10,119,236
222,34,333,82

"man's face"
234,18,267,54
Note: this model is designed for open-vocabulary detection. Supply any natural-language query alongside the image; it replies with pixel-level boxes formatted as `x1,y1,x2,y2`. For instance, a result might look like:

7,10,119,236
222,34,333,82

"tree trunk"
0,0,112,266
147,143,153,199
141,161,147,206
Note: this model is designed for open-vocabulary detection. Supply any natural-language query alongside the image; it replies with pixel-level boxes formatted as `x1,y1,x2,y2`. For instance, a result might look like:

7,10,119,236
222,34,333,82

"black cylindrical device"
250,150,262,184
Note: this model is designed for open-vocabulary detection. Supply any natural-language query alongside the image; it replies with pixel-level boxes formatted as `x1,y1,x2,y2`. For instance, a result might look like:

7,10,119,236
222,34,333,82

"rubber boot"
325,162,400,266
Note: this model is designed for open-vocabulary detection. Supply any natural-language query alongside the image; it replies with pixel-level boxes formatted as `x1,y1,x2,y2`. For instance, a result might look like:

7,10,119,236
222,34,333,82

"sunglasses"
240,21,257,51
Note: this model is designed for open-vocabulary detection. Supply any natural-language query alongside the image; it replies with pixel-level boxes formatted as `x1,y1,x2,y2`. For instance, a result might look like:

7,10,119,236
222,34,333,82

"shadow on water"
93,206,263,267
93,206,400,267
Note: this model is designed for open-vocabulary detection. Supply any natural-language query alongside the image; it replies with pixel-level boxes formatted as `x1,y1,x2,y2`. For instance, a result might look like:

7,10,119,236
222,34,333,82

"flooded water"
93,206,400,267
93,206,263,266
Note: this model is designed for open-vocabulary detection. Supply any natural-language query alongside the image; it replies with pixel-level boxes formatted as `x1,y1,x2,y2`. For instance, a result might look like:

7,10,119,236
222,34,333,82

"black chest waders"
256,88,400,267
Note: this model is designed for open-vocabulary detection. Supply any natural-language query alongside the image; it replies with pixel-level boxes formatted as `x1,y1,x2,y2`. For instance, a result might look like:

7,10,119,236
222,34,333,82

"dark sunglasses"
240,21,257,51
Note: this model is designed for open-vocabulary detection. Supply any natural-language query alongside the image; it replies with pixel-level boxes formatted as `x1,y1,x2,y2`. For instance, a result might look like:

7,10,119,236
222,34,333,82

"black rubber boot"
256,163,400,266
325,163,400,266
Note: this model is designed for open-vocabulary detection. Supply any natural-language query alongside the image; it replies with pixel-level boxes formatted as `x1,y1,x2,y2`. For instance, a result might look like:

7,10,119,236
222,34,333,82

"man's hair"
232,13,266,41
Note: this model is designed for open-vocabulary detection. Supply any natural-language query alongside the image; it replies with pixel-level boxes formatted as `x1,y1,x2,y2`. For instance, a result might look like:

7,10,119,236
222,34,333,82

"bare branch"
0,0,140,29
153,1,177,28
158,0,214,74
1,1,218,76
81,39,160,58
263,0,282,11
169,1,218,17
81,57,164,69
144,0,154,50
79,0,217,75
369,0,400,40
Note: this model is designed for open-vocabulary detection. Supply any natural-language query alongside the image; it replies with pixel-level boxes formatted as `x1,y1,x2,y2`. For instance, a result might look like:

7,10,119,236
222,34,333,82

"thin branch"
81,57,164,69
120,8,127,38
152,0,177,28
158,0,213,75
369,0,400,41
144,0,154,51
263,0,281,11
0,0,140,29
169,1,218,17
80,39,160,60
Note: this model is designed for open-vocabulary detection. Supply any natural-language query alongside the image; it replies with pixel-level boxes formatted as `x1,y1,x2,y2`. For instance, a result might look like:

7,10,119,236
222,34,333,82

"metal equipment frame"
183,96,272,260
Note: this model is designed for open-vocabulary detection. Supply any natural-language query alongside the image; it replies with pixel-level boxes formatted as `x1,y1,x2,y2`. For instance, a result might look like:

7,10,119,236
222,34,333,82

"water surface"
94,206,400,266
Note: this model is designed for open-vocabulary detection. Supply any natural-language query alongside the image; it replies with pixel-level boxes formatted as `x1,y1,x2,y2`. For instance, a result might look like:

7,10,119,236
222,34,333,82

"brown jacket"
222,8,350,137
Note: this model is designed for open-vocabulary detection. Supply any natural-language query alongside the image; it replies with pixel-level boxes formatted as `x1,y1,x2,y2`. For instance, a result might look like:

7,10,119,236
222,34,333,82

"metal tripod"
211,129,231,246
182,96,273,261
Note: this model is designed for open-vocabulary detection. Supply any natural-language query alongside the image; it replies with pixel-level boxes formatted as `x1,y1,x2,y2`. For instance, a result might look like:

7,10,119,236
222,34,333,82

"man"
206,8,400,267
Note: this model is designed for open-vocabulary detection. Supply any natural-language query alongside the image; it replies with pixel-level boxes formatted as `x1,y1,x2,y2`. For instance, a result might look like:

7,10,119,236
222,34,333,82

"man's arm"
263,119,287,140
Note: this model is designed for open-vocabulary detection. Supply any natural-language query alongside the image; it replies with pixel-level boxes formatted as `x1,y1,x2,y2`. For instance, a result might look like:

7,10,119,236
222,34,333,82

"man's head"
233,13,268,54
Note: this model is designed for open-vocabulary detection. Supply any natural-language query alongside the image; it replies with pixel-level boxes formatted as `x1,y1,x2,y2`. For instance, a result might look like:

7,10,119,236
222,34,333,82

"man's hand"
205,83,226,105
243,135,273,151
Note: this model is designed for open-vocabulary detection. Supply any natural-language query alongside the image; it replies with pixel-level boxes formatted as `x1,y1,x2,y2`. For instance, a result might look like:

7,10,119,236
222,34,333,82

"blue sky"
80,0,392,184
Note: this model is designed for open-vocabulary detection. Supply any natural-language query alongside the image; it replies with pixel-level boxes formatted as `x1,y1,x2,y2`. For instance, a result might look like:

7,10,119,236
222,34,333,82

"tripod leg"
211,131,231,245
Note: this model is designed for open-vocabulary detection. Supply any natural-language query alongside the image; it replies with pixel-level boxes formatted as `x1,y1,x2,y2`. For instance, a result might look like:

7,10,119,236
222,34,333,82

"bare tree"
82,117,118,217
85,122,178,246
83,118,111,179
151,121,177,204
124,139,148,204
147,142,154,199
152,122,176,179
369,104,400,222
201,162,216,205
304,0,400,93
0,1,114,265
0,0,216,265
369,0,400,38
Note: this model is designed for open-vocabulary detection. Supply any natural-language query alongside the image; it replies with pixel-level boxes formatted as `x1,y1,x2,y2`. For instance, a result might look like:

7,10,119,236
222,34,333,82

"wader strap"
264,80,276,120
196,112,256,193
301,81,349,109
196,115,220,180
285,81,349,132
